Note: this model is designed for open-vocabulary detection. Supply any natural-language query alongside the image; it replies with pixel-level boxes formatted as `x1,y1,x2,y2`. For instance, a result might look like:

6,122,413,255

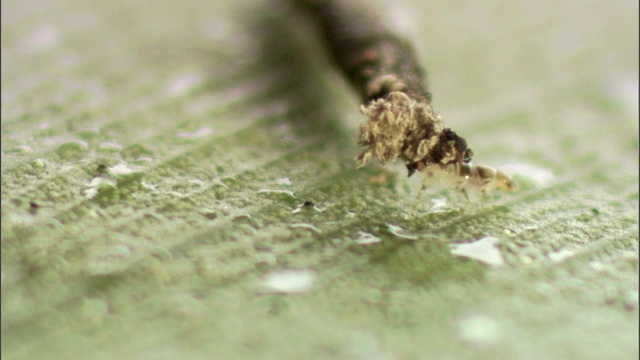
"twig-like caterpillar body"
357,91,472,173
292,0,473,174
291,0,515,200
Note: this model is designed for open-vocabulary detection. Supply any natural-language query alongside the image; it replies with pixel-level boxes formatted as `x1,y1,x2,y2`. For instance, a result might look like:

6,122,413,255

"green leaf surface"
2,0,638,359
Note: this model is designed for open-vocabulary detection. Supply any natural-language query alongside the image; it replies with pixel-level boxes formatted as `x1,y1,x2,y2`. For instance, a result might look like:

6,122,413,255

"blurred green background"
2,0,638,359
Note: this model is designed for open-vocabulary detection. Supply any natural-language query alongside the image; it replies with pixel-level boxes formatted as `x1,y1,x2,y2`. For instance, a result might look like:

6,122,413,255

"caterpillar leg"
416,184,427,200
459,188,470,202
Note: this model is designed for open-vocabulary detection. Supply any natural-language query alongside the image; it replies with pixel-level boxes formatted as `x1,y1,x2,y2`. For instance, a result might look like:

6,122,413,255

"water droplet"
257,189,296,198
449,237,504,267
55,140,89,159
83,177,117,199
98,142,123,152
259,269,317,294
134,157,154,164
354,232,381,245
108,163,137,175
430,197,452,213
386,224,418,240
289,223,321,233
31,159,47,169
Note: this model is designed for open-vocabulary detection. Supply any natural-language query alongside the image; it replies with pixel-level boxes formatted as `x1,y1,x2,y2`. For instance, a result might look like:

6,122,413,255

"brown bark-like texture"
292,0,473,175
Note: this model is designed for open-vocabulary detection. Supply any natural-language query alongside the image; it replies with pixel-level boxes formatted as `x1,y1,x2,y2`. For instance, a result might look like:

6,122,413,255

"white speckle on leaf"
134,157,154,164
548,248,575,263
587,261,607,273
83,177,117,199
108,163,137,175
165,191,187,198
430,197,451,212
450,237,504,267
457,313,504,348
260,269,317,294
290,223,322,233
141,181,157,191
98,142,123,152
188,179,206,187
276,177,292,185
355,232,381,245
257,189,296,198
387,224,418,240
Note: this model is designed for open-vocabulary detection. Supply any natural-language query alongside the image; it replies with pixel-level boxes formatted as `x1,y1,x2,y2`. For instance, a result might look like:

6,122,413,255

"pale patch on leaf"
108,163,138,175
449,237,504,267
456,313,504,348
354,232,381,245
386,224,418,240
290,223,322,234
548,248,575,263
257,189,296,198
276,177,292,185
259,269,317,294
83,177,117,199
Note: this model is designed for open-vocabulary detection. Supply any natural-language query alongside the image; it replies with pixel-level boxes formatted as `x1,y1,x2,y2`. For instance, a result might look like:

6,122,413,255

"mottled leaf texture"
1,0,638,359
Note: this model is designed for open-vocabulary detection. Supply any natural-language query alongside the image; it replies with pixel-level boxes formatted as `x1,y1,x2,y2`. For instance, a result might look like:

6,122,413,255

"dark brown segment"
292,0,432,104
290,0,473,174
